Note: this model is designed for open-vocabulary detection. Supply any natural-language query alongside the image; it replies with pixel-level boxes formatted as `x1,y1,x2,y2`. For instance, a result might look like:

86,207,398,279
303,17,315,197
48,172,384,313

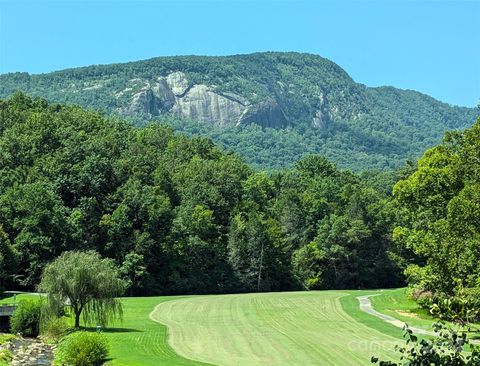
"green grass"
0,335,14,366
0,349,13,366
370,288,480,342
0,293,205,366
150,291,402,366
0,293,39,304
102,296,210,366
370,288,439,331
339,290,412,339
0,289,444,365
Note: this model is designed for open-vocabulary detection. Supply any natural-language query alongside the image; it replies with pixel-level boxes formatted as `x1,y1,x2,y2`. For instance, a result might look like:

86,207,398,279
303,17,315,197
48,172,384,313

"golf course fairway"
149,291,401,365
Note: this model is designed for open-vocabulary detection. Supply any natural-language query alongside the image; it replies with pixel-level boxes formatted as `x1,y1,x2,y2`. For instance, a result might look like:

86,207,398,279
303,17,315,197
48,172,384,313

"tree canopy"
393,117,480,322
40,250,126,328
0,94,405,295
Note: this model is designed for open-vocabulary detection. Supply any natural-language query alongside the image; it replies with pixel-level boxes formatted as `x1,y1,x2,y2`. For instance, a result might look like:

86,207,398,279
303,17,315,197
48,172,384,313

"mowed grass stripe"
151,291,401,366
105,296,211,366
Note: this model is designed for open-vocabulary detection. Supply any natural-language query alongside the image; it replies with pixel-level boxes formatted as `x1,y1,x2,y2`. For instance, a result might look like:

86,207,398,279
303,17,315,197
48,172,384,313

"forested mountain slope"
0,94,402,294
0,52,477,170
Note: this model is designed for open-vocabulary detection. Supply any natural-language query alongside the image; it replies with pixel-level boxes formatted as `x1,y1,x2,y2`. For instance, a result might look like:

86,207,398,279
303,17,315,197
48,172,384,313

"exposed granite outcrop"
312,93,332,128
171,84,246,127
238,98,288,128
125,88,161,116
120,72,290,129
153,78,176,110
166,71,190,96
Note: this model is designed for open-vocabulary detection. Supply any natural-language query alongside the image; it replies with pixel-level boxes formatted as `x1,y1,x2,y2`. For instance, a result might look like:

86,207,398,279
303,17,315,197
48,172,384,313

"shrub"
372,323,480,365
0,349,13,364
409,287,432,303
55,331,109,366
0,333,15,345
409,285,480,325
10,299,42,337
429,289,480,324
41,316,69,341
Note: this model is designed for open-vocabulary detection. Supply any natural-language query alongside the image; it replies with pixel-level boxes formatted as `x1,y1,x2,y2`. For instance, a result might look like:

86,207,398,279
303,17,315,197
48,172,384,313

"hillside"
0,94,402,295
0,52,477,170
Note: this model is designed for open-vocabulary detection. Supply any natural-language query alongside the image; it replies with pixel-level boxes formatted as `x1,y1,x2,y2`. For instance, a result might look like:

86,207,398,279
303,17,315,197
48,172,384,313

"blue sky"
0,0,479,107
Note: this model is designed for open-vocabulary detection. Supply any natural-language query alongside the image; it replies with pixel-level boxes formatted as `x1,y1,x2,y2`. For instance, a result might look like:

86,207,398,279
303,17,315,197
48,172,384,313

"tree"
0,182,70,287
292,214,370,289
0,224,16,290
228,211,293,292
120,252,146,296
393,119,480,291
392,118,480,321
228,172,295,292
40,251,126,328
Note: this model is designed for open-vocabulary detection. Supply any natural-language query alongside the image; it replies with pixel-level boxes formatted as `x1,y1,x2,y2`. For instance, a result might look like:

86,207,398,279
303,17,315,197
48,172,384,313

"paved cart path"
356,295,435,336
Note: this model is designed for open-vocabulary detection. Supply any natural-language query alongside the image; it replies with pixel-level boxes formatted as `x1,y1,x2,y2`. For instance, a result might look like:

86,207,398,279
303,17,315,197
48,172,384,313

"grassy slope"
102,296,210,366
0,294,207,366
150,291,401,366
0,289,441,365
339,290,410,339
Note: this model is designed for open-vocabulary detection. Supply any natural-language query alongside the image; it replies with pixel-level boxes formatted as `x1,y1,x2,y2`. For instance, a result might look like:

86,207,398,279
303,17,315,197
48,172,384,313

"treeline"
0,94,405,295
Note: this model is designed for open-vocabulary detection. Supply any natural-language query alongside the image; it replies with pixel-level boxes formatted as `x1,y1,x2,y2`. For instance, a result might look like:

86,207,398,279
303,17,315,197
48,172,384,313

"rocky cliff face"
239,98,288,128
2,52,476,141
312,93,332,128
120,71,290,128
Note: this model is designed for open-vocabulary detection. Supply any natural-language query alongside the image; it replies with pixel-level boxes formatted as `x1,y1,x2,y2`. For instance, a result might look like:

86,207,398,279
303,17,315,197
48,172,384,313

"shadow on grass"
81,327,142,333
469,333,480,340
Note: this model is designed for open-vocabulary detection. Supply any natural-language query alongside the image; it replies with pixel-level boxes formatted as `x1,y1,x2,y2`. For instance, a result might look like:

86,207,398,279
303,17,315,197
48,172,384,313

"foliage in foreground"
54,331,109,366
40,251,126,328
0,349,13,365
10,299,42,337
0,334,15,345
372,323,480,365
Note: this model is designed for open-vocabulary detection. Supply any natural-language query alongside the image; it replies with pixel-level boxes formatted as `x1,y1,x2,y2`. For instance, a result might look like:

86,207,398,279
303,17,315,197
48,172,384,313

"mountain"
0,52,477,170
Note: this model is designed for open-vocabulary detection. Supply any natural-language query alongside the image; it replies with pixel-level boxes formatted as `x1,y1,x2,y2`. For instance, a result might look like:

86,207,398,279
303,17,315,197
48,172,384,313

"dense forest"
1,94,479,321
0,93,405,295
1,52,477,171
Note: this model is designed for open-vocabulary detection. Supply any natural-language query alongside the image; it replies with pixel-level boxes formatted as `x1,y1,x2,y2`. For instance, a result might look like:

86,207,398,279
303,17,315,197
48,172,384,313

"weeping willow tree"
40,251,126,328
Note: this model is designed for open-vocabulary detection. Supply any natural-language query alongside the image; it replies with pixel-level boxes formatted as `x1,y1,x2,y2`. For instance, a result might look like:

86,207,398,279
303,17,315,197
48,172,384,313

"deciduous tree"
40,251,126,328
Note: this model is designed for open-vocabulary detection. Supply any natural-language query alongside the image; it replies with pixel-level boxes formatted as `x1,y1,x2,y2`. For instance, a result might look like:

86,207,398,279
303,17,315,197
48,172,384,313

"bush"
10,299,42,337
0,349,13,364
411,286,480,324
55,331,109,366
429,289,480,324
0,333,15,345
372,323,480,365
41,316,69,341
